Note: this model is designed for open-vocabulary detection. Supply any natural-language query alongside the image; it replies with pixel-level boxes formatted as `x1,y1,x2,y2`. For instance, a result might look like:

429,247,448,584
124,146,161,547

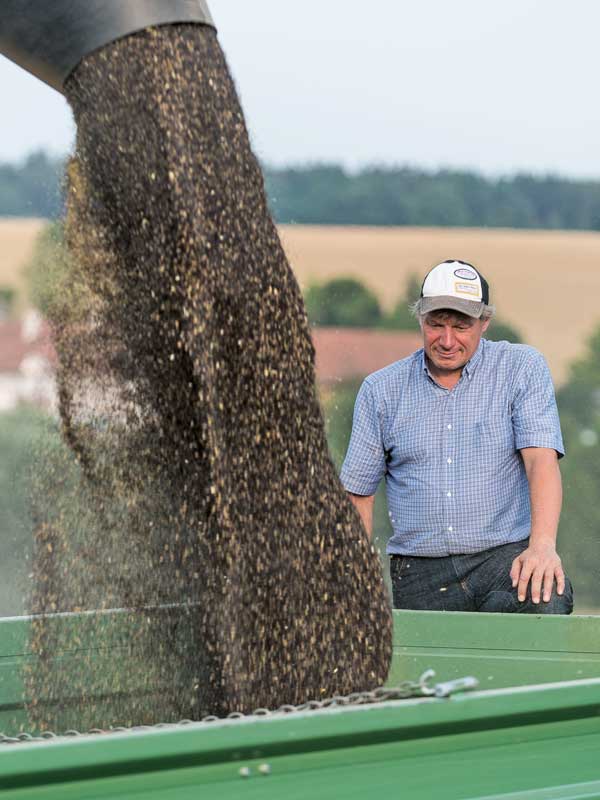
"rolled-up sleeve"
512,350,565,458
340,380,387,495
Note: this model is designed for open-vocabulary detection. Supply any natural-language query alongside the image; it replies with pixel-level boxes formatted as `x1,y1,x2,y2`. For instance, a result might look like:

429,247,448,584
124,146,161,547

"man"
340,259,573,613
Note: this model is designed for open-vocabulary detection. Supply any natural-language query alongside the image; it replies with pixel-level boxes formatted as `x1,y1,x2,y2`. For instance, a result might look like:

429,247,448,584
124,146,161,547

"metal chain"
0,670,478,745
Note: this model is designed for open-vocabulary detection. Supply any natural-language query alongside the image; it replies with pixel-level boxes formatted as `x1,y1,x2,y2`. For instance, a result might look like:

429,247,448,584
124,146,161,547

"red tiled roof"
0,318,55,372
311,327,422,384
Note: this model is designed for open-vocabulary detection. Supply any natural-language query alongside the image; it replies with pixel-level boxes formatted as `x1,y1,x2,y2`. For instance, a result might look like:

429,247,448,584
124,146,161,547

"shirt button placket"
445,403,455,546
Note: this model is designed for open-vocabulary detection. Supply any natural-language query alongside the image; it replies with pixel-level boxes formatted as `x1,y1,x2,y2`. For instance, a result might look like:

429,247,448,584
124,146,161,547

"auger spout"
0,0,215,93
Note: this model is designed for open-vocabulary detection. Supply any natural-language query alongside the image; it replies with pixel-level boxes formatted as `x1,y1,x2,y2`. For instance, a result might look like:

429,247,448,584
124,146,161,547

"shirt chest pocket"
474,416,515,456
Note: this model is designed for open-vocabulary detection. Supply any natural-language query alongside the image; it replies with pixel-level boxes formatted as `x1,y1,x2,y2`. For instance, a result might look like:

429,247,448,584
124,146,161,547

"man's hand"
514,447,564,604
510,542,565,604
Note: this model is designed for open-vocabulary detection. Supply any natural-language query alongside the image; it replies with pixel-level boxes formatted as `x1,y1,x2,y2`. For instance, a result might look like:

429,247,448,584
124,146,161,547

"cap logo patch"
454,267,477,280
454,282,480,297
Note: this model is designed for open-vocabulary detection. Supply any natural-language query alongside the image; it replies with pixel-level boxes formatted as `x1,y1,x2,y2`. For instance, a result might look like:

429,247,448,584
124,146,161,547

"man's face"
422,310,490,374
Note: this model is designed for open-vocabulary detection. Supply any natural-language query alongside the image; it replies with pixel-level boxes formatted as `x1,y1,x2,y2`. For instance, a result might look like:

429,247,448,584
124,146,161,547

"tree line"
266,165,600,229
0,151,63,218
4,151,600,230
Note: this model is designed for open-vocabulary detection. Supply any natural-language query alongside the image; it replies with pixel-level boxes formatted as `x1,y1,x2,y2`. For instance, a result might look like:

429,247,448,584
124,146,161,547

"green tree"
305,277,382,327
0,287,16,318
555,327,600,609
322,380,392,589
0,407,59,615
265,164,600,230
485,318,524,343
24,222,71,316
0,151,64,218
556,328,600,428
379,273,421,331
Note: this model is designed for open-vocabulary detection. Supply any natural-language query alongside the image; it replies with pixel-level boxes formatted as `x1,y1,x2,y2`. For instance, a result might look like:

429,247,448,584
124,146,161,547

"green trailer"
0,609,599,799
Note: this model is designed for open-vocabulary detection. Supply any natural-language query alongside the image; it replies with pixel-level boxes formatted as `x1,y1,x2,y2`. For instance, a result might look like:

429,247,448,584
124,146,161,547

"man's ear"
481,318,491,333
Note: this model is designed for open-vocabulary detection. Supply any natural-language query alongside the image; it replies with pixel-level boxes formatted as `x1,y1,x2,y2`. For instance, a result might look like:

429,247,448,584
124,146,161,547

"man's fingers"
555,565,565,597
529,567,544,605
517,562,534,602
512,549,566,604
510,556,522,588
542,567,556,603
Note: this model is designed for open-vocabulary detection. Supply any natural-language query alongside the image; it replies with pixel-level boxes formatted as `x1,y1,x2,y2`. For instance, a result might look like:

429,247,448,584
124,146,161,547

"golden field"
2,218,600,384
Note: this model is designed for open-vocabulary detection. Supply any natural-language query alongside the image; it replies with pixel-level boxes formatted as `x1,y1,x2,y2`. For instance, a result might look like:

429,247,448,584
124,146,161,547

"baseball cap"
420,260,489,318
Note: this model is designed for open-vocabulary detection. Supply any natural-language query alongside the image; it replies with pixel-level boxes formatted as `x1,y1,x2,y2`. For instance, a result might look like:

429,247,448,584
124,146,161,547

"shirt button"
447,458,452,464
448,526,453,532
447,424,452,430
447,491,452,497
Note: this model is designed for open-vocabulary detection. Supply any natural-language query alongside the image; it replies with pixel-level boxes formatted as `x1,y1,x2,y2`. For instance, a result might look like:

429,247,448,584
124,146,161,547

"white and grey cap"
420,260,490,318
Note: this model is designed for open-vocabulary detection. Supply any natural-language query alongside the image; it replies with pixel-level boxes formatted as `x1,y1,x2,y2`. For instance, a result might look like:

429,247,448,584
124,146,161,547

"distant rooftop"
0,313,54,373
0,311,56,412
311,327,421,385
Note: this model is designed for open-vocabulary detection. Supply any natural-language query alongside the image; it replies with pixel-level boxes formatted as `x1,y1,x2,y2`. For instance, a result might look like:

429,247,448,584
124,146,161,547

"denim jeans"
390,539,574,614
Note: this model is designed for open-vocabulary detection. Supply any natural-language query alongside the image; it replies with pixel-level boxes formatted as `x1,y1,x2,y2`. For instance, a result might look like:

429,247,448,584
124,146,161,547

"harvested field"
2,219,599,383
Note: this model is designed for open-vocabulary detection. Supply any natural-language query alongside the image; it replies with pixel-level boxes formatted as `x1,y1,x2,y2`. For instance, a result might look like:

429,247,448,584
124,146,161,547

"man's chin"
432,355,465,372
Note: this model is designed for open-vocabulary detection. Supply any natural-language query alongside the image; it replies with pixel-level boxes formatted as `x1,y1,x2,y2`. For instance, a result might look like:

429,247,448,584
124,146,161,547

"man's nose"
440,327,456,348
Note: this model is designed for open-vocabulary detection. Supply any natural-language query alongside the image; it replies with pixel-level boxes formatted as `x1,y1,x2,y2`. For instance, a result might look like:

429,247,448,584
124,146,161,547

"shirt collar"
420,338,486,381
463,338,485,378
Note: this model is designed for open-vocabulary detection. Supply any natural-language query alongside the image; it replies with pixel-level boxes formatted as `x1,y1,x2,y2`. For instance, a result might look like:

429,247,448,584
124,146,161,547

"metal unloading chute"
0,0,215,94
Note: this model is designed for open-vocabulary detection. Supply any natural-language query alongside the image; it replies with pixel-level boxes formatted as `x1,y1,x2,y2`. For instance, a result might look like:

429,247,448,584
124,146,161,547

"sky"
1,0,600,177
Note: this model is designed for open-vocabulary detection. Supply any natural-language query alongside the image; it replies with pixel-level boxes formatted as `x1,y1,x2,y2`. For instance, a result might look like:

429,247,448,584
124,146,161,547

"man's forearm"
347,493,375,538
523,448,562,547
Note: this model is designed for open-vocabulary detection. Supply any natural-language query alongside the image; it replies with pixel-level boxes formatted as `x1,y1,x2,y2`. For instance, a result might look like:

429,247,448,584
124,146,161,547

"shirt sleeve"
340,380,387,495
512,349,565,458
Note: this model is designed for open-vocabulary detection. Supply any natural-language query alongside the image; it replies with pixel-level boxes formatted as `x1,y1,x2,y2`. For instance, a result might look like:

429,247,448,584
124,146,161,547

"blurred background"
1,0,599,613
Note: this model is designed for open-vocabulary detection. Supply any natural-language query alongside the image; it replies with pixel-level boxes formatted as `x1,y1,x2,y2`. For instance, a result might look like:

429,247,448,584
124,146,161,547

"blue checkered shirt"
340,339,564,556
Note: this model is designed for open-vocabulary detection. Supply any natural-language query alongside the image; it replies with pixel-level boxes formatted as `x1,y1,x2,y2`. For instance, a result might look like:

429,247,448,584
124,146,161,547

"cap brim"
420,296,485,318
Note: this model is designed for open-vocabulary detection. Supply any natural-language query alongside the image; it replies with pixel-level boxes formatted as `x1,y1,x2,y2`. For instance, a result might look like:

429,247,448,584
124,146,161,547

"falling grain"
26,23,391,729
